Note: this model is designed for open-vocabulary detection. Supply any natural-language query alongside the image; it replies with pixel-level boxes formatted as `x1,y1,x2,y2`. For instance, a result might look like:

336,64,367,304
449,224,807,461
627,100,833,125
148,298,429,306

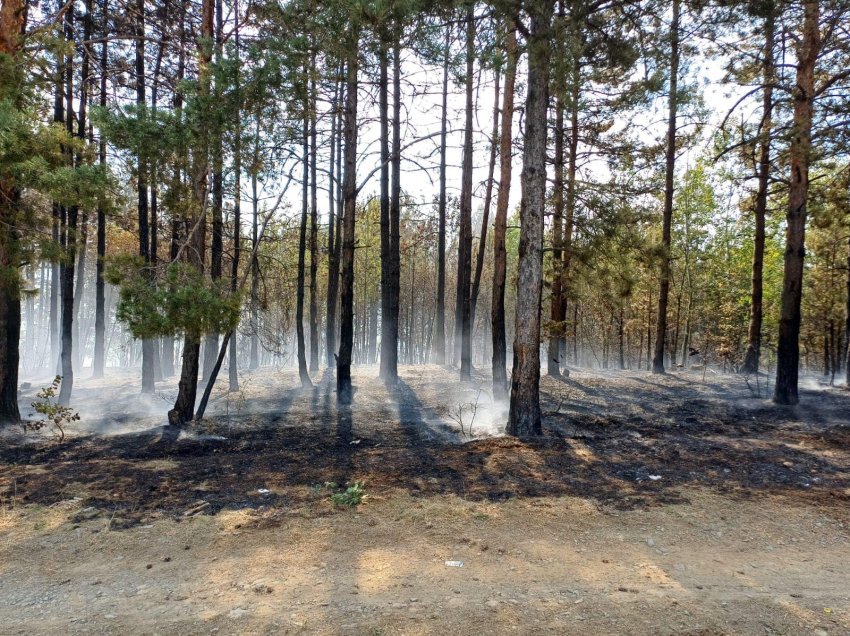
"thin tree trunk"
169,0,213,426
92,5,107,378
249,117,260,370
378,38,392,380
433,24,450,366
337,38,359,404
470,66,500,331
386,32,402,383
325,66,341,368
775,0,819,404
229,0,241,391
296,68,313,388
548,89,564,377
507,1,553,437
742,6,775,375
457,4,474,380
491,22,517,399
652,0,679,375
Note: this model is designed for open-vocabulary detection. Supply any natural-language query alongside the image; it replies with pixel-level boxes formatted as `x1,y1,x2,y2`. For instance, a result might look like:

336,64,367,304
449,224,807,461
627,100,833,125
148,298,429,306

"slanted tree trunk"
774,0,820,405
491,22,517,399
741,6,775,376
470,66,500,330
337,36,359,404
507,1,554,437
433,24,450,366
652,0,679,375
456,4,474,380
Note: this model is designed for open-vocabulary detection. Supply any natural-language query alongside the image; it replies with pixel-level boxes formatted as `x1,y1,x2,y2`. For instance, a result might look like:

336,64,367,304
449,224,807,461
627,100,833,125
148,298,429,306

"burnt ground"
2,365,849,523
1,365,850,635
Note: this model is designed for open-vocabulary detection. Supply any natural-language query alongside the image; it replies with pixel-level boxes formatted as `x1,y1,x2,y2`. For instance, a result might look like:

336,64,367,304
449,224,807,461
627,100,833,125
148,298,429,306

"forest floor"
1,365,850,635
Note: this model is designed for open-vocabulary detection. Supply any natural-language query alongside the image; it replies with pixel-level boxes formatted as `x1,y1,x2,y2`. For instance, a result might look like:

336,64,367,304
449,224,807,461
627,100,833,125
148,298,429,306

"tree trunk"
337,37,359,404
652,0,679,375
91,0,107,379
378,38,392,379
308,48,319,374
296,71,313,388
548,90,565,377
491,22,517,399
387,33,402,383
58,6,77,406
742,6,775,376
433,24,450,366
325,65,342,368
169,0,213,426
470,66,500,331
774,0,819,405
507,2,553,437
456,4,474,380
228,0,241,391
249,117,260,370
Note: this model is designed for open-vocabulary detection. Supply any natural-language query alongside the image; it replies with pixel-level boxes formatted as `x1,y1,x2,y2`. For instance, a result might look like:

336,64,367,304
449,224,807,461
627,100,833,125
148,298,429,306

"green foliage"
27,377,80,442
107,258,242,340
330,482,367,508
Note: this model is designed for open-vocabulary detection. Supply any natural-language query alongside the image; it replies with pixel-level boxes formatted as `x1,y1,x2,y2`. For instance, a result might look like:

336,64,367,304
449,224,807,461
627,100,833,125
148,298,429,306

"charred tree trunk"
249,117,260,370
742,5,775,376
456,5,474,380
325,66,342,368
169,0,213,426
548,90,565,377
58,5,77,406
308,50,319,375
652,0,679,375
386,32,402,384
433,24,450,365
229,0,241,391
337,37,359,404
774,0,820,405
378,38,392,380
92,0,107,378
507,2,553,437
491,22,517,399
296,70,313,388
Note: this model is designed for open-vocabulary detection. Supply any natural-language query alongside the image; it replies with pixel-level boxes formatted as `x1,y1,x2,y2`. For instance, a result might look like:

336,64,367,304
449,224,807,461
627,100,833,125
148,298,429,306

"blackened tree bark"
249,116,260,370
385,31,402,384
741,3,775,376
202,0,224,383
337,34,360,404
0,0,27,423
296,68,313,389
58,5,77,406
378,37,391,379
491,22,517,399
92,0,107,379
325,67,341,368
548,91,565,377
507,0,554,437
433,24,450,365
774,0,820,405
652,0,679,375
309,49,319,375
456,4,474,380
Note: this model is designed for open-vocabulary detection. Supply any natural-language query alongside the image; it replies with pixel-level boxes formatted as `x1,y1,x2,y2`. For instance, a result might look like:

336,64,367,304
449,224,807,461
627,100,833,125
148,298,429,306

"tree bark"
337,36,359,404
92,0,107,378
456,4,474,380
386,32,402,383
296,68,313,388
325,65,342,368
774,0,820,405
433,24,450,365
742,5,775,376
652,0,679,375
228,0,241,391
491,22,517,399
507,1,554,437
548,89,565,377
378,37,392,379
308,49,319,375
